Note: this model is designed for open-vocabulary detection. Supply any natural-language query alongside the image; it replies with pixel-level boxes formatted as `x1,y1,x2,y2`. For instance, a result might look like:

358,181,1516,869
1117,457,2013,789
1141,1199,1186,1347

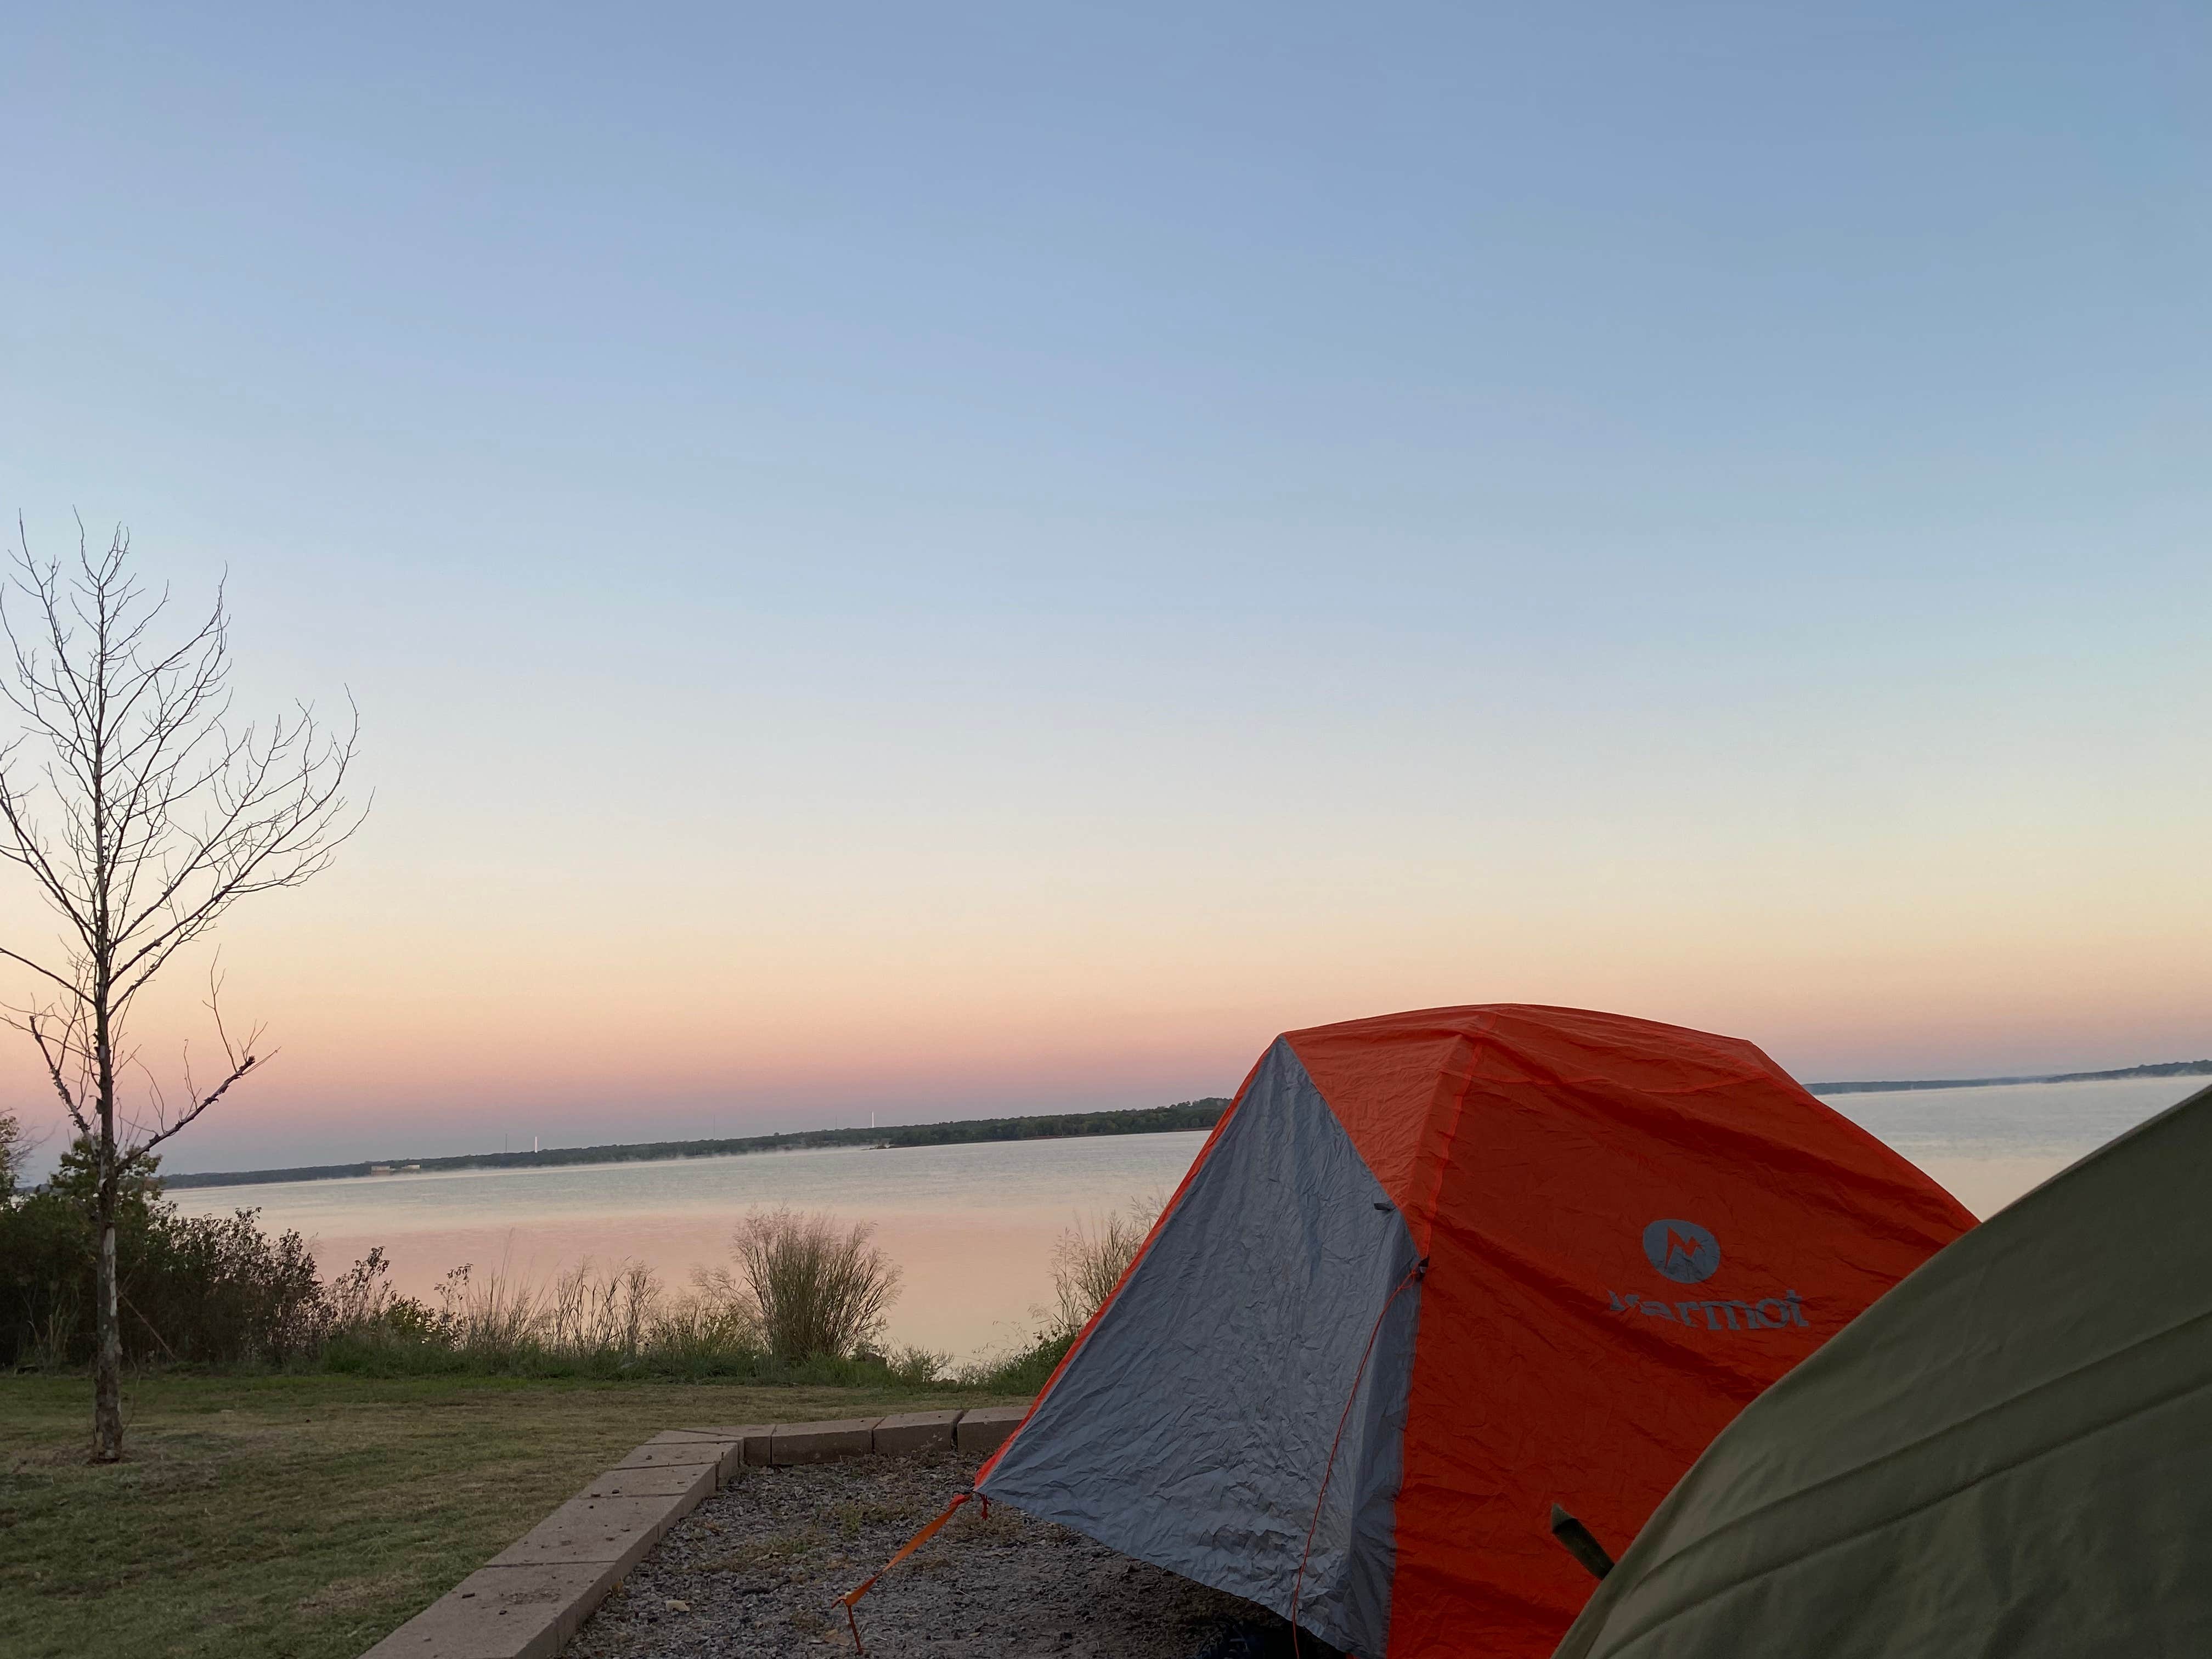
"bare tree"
0,519,360,1461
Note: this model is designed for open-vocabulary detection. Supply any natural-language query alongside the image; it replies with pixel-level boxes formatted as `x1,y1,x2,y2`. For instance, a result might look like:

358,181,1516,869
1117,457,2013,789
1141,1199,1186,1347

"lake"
169,1075,2199,1357
173,1130,1208,1360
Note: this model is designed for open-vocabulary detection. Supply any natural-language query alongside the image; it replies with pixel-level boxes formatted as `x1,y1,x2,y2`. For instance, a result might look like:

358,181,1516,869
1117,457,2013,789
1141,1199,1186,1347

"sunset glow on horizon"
2,7,2206,1175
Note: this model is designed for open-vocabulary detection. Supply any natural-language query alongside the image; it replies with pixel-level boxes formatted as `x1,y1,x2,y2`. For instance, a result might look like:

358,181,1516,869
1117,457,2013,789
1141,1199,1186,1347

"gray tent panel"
1554,1082,2212,1659
980,1038,1421,1654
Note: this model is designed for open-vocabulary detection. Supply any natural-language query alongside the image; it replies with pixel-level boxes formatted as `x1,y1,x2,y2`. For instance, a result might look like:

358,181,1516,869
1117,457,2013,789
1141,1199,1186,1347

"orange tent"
974,1005,1974,1656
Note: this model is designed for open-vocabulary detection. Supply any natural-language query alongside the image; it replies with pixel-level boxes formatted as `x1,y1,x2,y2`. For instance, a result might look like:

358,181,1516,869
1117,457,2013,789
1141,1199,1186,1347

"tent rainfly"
1551,1078,2212,1659
964,1005,1976,1657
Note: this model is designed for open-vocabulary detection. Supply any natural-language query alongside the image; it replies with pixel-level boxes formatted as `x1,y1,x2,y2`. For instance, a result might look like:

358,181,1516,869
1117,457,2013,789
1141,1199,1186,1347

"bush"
129,1207,327,1364
726,1207,902,1362
0,1137,332,1369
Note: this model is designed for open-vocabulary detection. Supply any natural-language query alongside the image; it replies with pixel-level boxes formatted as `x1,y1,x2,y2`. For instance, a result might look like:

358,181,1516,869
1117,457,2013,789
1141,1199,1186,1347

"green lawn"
0,1372,1020,1659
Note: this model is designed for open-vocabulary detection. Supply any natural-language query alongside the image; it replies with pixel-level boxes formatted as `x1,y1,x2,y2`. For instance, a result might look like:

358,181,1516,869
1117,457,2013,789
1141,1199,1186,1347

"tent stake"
839,1488,973,1651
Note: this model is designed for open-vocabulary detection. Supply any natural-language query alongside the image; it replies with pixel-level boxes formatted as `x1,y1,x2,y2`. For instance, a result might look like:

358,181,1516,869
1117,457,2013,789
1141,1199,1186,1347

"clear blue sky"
2,4,2208,1170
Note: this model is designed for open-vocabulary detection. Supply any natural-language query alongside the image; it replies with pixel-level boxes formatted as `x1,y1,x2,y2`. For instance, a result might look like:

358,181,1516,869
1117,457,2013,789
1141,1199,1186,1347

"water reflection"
166,1076,2200,1357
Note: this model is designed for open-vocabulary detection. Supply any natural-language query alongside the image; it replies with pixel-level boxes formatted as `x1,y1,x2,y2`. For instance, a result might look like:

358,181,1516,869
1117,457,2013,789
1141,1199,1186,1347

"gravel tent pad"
568,1451,1338,1659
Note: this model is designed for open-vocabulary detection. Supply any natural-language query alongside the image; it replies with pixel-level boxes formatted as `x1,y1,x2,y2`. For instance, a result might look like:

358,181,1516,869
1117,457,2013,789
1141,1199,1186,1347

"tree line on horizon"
159,1098,1235,1190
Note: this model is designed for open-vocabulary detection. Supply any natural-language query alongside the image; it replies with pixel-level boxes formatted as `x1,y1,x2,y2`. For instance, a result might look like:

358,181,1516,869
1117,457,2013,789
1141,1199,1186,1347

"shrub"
727,1207,901,1362
132,1207,327,1364
0,1137,329,1369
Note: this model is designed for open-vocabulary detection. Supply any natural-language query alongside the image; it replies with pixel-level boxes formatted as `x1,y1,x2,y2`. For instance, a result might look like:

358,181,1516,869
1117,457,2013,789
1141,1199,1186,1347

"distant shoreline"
1806,1059,2212,1095
163,1058,2212,1191
162,1099,1231,1190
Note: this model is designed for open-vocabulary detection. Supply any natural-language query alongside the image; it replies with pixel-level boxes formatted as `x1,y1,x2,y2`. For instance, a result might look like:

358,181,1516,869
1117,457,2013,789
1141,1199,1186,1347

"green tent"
1553,1080,2212,1659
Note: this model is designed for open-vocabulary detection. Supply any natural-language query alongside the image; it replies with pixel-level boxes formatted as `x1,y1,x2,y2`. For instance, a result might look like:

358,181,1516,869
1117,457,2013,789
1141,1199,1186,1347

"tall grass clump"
1049,1200,1153,1336
319,1254,773,1379
324,1215,928,1381
724,1206,902,1363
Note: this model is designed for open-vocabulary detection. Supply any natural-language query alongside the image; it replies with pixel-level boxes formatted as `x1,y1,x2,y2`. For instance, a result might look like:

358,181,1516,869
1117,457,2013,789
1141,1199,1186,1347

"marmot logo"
1606,1288,1809,1330
1643,1218,1720,1284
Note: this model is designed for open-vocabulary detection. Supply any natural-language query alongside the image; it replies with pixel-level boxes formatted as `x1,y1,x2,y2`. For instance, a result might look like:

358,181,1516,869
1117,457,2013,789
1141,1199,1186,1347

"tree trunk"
93,1212,123,1462
93,957,122,1462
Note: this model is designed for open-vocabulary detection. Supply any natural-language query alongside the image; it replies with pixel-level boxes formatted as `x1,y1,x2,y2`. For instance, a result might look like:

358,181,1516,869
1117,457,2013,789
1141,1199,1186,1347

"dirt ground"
568,1451,1328,1659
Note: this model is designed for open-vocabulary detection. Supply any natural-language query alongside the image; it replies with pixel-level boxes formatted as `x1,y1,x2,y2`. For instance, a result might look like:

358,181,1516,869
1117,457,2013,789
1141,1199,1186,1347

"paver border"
359,1405,1030,1658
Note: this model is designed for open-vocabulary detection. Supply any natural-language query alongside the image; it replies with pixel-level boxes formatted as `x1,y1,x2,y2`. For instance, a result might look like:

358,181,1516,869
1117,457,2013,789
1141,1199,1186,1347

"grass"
0,1370,1024,1659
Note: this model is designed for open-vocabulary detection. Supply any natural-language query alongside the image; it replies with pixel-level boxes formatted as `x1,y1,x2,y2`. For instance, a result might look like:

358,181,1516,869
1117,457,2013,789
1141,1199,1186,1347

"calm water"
172,1132,1209,1359
169,1076,2200,1357
1818,1075,2199,1218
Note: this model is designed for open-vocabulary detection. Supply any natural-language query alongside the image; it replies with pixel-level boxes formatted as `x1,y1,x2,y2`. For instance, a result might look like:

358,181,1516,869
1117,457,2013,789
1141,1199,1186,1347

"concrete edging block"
610,1441,725,1476
488,1493,691,1573
615,1426,769,1480
871,1409,963,1457
359,1561,622,1659
672,1423,776,1471
954,1404,1027,1454
576,1463,715,1504
770,1417,880,1466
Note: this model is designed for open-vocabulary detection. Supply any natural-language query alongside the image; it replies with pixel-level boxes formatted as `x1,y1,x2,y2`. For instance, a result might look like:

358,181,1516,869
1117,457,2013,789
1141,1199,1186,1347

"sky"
1,3,2207,1173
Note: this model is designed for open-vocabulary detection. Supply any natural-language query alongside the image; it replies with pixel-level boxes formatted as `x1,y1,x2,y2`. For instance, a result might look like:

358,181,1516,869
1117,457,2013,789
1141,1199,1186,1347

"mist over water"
167,1077,2199,1358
